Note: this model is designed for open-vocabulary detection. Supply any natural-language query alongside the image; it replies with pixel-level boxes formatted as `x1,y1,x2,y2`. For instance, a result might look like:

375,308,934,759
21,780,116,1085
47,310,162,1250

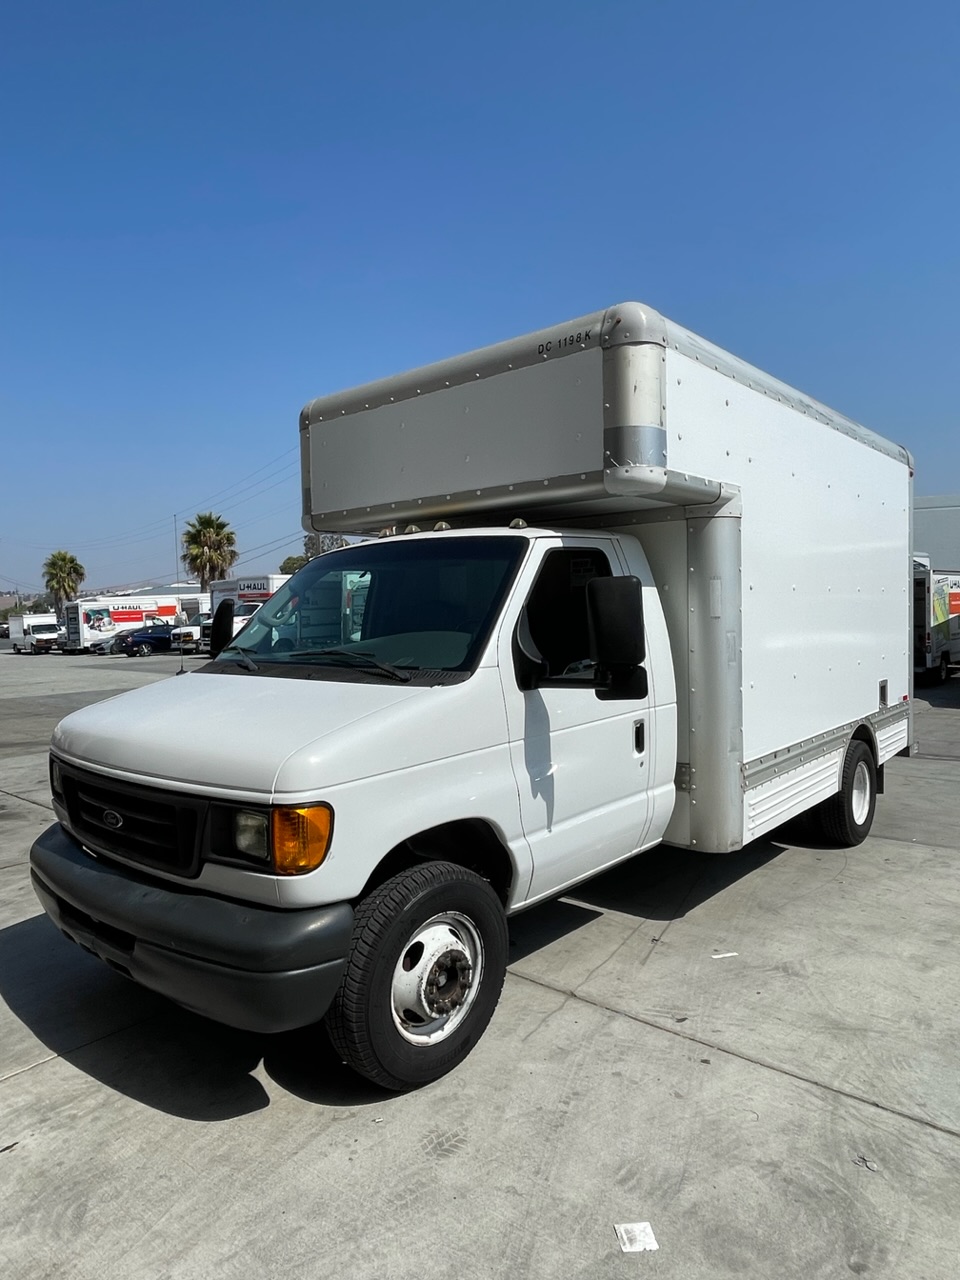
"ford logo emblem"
103,810,123,830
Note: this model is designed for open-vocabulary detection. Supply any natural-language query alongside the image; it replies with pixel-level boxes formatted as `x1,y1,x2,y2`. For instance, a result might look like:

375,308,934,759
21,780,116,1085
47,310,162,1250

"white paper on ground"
614,1222,659,1253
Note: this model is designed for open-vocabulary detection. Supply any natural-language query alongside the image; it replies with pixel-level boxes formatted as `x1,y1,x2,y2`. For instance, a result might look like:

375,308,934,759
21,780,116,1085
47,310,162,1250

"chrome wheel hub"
851,760,871,826
391,913,483,1046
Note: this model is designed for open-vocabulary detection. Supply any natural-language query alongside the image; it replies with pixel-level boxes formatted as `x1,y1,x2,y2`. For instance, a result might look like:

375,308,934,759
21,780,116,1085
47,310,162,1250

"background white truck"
63,593,209,652
913,554,960,682
914,494,960,570
198,575,290,649
30,301,912,1091
9,613,61,654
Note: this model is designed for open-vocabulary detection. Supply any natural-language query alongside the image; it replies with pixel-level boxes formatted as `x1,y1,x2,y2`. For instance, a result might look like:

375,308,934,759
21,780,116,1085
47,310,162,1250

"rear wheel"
815,739,877,847
325,861,508,1091
938,654,950,684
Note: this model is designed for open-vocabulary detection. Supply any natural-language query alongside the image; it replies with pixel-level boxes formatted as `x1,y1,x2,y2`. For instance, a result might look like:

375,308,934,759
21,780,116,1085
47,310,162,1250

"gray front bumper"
30,823,354,1034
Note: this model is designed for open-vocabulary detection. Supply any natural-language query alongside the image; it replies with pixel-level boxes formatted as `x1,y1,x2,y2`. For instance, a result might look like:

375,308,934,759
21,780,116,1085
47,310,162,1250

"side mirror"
209,599,235,659
587,576,648,700
513,606,548,691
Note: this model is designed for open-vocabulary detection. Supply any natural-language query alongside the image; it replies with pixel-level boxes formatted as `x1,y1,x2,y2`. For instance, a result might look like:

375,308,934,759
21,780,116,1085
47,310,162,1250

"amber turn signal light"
271,804,333,875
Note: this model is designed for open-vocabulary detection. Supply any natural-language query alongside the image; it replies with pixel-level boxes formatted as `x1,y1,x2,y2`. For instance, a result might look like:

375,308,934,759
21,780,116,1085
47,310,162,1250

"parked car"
118,624,180,657
91,631,131,656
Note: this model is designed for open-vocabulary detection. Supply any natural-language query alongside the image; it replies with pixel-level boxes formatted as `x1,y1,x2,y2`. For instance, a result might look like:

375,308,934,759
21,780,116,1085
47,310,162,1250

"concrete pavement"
1,648,958,1278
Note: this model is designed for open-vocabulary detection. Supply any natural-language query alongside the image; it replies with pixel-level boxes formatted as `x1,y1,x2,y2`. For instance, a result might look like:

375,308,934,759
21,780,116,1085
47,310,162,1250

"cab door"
501,538,654,905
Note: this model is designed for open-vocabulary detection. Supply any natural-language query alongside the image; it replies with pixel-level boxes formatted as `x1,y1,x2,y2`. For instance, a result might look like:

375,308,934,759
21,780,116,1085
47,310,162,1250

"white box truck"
913,554,960,682
30,302,912,1090
9,613,61,654
197,575,290,650
62,593,209,653
914,495,960,570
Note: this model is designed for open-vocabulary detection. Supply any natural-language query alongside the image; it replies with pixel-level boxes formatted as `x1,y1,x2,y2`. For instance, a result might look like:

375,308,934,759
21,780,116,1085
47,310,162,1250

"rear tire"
815,739,877,847
938,654,949,684
325,861,508,1091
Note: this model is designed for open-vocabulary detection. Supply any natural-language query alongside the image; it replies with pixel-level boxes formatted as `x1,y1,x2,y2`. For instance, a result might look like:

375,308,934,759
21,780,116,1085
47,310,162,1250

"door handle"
634,721,645,754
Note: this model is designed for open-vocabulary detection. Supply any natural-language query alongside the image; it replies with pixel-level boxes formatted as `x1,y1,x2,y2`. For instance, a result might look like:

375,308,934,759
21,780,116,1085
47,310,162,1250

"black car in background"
118,624,181,657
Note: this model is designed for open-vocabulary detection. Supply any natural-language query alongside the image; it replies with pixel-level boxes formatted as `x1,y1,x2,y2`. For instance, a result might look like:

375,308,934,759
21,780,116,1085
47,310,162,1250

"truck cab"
32,525,673,1089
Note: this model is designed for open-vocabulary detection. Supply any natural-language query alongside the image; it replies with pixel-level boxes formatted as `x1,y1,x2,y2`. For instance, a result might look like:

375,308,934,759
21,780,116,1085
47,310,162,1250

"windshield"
31,624,60,635
212,535,526,682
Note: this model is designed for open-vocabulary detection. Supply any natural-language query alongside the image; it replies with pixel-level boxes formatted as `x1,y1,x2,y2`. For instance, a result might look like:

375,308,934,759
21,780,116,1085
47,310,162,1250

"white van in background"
9,613,61,654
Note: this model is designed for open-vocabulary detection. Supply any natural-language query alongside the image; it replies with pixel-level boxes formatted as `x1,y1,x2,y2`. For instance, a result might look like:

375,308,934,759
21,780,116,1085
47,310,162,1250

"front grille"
57,761,206,876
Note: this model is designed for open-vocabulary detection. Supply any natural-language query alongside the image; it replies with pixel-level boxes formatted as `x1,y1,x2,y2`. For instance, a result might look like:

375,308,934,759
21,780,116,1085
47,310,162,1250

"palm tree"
180,513,239,590
42,550,86,618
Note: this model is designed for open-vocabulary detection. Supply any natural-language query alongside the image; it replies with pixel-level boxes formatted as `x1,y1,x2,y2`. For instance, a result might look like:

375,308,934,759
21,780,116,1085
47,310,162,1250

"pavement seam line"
0,787,54,812
508,968,960,1143
561,899,677,982
0,1052,59,1083
0,1014,160,1084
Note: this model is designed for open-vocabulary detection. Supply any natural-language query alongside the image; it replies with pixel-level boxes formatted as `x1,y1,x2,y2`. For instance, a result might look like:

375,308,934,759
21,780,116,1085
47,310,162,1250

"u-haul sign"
236,579,274,601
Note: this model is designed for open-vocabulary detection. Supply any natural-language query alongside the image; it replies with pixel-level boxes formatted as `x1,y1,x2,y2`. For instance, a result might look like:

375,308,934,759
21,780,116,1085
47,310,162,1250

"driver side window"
524,548,612,681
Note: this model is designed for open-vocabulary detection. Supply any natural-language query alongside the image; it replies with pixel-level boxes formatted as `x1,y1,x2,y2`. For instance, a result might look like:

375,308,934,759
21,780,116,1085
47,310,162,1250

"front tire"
815,739,877,847
325,861,508,1091
136,642,154,656
937,654,950,684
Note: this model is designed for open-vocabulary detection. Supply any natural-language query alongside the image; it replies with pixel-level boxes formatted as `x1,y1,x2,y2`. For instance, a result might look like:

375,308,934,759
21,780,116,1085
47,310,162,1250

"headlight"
208,798,332,870
210,802,334,874
234,810,270,859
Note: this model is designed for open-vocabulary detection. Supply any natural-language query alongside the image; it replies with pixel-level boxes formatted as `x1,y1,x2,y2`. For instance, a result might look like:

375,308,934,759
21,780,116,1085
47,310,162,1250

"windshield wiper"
296,647,413,682
220,646,259,672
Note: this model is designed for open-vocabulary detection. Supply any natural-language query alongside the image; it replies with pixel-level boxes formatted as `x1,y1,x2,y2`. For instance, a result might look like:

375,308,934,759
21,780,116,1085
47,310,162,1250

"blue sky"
1,0,957,595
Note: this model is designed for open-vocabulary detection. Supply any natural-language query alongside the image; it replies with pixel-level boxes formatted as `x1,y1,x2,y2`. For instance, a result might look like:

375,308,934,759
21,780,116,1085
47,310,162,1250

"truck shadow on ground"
914,671,960,710
0,914,394,1118
508,837,787,961
507,805,865,960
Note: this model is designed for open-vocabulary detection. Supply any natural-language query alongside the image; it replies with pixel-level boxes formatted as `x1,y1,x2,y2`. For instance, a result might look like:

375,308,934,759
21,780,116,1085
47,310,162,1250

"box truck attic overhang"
32,300,912,1091
300,300,909,527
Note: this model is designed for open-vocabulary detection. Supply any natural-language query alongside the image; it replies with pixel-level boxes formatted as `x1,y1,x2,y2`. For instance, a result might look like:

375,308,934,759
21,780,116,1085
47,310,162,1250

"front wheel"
136,642,154,656
937,654,950,684
325,861,508,1091
814,739,877,847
